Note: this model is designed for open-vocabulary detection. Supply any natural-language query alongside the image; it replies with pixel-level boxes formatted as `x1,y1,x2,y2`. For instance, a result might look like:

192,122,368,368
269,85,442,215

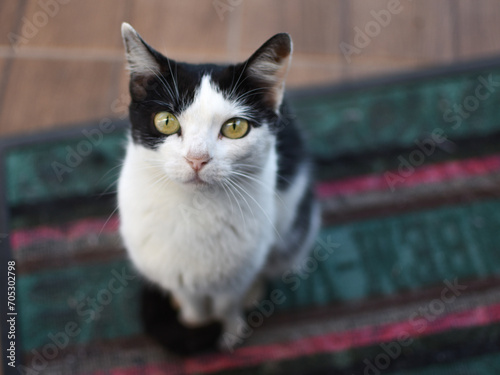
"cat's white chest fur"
118,140,277,294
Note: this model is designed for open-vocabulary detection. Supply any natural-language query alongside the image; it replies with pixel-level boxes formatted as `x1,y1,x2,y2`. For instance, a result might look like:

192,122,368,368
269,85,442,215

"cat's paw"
243,276,266,310
141,285,222,356
216,315,249,352
179,313,213,329
218,333,241,353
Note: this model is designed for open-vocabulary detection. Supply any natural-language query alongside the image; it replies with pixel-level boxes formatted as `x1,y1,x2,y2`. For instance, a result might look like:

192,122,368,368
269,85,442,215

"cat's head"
121,22,292,189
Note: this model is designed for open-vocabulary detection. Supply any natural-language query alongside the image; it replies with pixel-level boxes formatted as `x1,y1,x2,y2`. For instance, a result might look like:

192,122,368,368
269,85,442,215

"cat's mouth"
186,174,208,186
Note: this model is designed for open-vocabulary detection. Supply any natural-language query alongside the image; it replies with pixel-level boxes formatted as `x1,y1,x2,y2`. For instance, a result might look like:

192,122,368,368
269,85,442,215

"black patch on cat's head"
121,23,293,149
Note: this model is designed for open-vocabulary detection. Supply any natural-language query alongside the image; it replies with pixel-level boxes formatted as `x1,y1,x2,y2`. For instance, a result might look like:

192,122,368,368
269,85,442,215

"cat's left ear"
245,33,293,111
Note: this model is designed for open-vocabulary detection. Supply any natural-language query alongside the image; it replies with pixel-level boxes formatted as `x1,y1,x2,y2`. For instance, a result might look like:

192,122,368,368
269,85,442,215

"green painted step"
5,128,127,207
18,259,142,352
269,198,500,310
291,69,500,159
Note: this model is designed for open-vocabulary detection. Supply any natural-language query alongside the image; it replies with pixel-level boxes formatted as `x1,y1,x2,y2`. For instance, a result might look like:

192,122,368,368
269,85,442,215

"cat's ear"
245,33,293,111
121,22,160,75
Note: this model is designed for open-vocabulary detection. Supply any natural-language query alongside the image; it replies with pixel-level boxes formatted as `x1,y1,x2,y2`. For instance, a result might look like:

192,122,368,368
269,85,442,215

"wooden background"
0,0,499,137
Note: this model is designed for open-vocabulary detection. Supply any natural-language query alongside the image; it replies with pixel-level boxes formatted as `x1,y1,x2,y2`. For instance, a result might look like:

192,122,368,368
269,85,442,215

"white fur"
118,76,284,335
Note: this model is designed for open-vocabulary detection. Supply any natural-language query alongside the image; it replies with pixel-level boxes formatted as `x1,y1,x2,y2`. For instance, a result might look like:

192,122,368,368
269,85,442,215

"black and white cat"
118,22,320,350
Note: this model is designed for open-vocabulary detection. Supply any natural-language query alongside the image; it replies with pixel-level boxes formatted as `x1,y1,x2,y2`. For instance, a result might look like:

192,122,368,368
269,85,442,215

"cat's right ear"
244,33,293,112
121,22,160,75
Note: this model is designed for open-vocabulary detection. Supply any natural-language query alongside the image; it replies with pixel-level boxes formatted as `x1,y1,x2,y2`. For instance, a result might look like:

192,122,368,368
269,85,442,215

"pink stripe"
90,363,183,375
10,216,120,250
316,154,500,198
182,302,500,374
86,302,500,375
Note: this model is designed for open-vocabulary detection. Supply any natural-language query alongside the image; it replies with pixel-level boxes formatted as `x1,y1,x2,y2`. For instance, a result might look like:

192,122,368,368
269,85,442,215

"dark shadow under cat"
141,284,223,356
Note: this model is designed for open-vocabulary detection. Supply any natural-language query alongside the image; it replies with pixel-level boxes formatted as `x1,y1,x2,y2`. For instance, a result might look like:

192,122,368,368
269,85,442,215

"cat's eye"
154,111,181,135
220,118,249,139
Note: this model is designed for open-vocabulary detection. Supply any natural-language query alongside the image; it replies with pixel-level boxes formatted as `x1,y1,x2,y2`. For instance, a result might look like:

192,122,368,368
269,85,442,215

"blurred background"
1,0,500,137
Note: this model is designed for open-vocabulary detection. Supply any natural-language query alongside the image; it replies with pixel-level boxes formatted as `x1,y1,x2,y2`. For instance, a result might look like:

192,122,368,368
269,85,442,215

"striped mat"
2,58,500,374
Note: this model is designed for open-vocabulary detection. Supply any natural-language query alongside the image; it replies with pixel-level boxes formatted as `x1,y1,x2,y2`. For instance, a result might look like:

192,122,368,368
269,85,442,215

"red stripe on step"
181,302,500,374
316,154,500,199
91,363,183,375
10,216,120,250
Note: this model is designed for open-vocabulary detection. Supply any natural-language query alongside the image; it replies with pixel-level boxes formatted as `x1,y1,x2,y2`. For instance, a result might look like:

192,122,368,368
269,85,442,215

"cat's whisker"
227,176,283,243
225,177,257,223
98,205,120,239
142,158,166,163
146,67,177,103
222,179,248,229
228,59,251,100
233,163,292,186
97,179,120,199
233,86,274,103
144,167,172,191
95,162,125,186
219,180,236,217
167,58,181,101
144,99,171,107
150,173,171,189
229,171,288,209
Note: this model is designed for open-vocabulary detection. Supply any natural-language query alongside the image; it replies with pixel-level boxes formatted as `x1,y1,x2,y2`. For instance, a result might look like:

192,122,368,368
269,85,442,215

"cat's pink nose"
185,155,211,172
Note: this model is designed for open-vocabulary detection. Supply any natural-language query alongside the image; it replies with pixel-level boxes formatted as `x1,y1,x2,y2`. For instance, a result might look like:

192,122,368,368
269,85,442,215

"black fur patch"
274,102,306,191
141,284,222,356
126,33,294,150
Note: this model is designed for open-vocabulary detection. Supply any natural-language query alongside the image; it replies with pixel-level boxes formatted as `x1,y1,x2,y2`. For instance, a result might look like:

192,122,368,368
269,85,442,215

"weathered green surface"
270,199,500,310
292,71,500,158
18,260,142,352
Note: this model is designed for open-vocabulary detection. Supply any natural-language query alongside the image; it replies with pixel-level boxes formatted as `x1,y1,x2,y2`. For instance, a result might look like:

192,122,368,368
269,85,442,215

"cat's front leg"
171,289,211,327
211,292,247,351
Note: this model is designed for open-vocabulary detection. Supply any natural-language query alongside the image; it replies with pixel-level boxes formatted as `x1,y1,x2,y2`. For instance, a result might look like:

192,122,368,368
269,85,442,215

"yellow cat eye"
154,111,181,135
220,118,249,139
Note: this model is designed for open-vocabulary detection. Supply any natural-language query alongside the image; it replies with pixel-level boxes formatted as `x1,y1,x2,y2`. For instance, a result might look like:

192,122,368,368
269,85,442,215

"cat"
118,22,321,351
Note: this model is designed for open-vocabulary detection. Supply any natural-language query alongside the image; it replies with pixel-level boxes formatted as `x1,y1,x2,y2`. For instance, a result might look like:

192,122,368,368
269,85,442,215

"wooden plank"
0,60,119,136
239,0,342,57
343,0,454,65
0,58,7,84
457,0,500,60
237,0,343,86
286,54,344,87
15,0,129,50
127,0,229,63
0,1,25,47
0,57,8,124
344,59,424,82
